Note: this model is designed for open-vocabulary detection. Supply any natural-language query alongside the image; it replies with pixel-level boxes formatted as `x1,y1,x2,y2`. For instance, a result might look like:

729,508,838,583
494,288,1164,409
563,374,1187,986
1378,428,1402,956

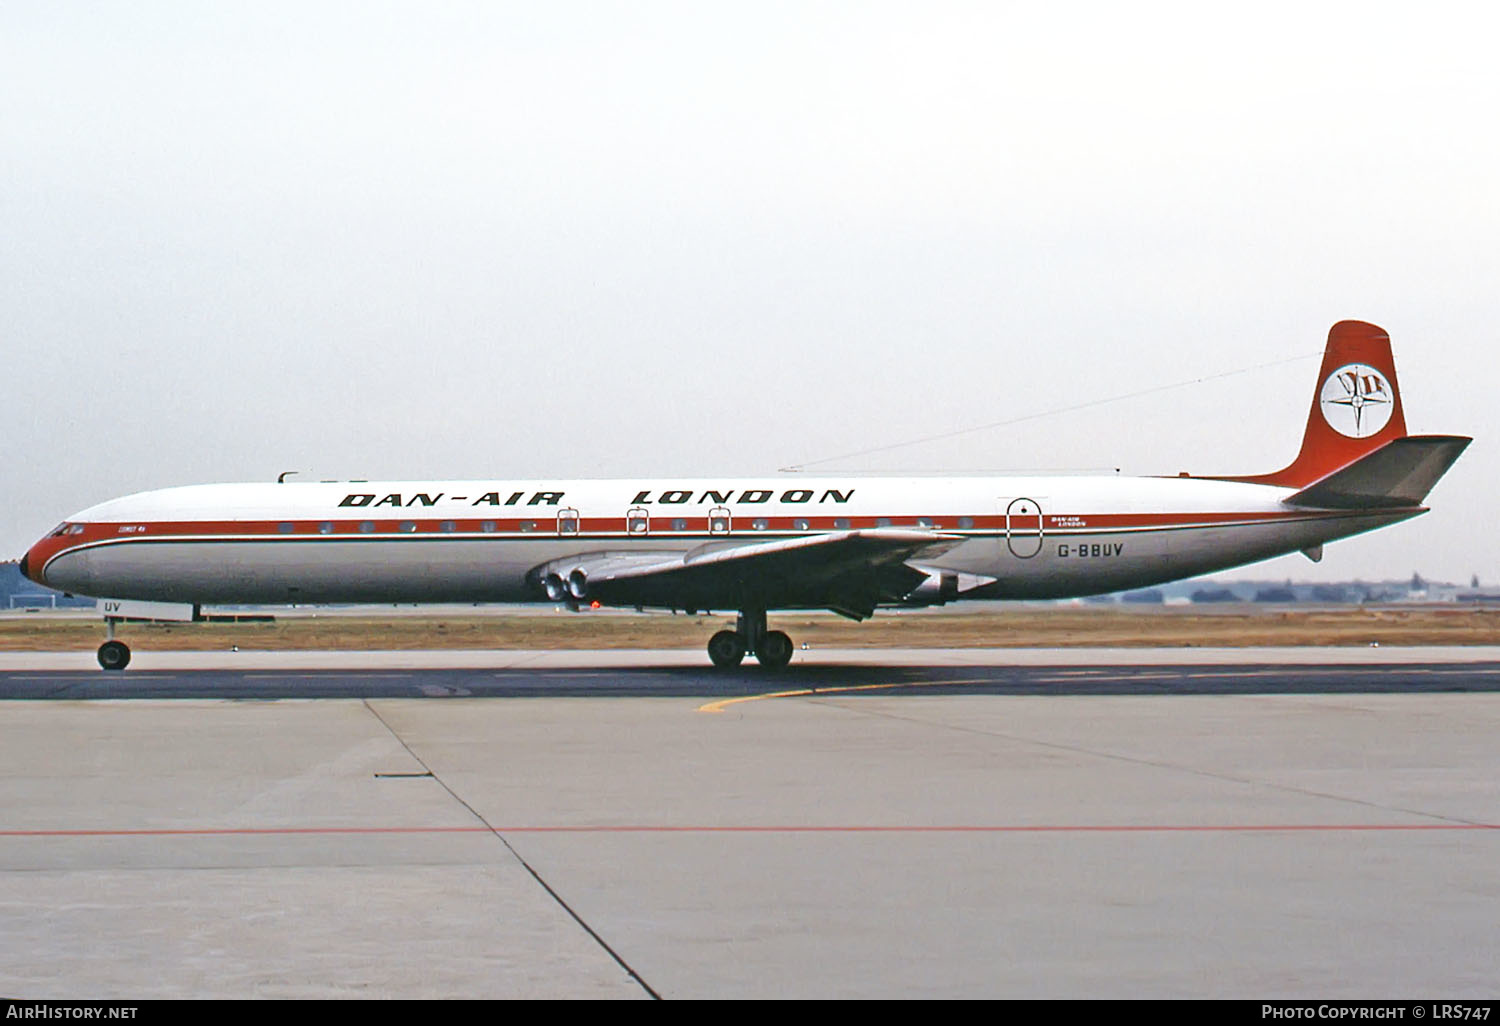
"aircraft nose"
19,541,46,586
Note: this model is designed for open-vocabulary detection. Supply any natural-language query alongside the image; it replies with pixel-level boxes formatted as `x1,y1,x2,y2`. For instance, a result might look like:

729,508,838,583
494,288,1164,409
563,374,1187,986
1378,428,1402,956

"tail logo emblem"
1320,363,1393,438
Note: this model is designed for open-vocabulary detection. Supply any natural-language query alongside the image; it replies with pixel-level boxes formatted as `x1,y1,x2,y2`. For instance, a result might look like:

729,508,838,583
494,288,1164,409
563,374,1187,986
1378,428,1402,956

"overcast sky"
3,2,1495,583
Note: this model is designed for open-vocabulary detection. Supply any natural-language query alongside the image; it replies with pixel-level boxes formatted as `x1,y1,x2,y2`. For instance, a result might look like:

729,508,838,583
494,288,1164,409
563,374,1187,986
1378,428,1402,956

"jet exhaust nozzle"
905,570,960,606
567,569,589,600
543,573,567,602
900,568,996,607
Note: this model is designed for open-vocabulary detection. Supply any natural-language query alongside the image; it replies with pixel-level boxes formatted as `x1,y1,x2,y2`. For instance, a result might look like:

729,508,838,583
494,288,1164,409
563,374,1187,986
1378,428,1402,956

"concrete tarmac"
6,644,1500,672
2,648,1498,999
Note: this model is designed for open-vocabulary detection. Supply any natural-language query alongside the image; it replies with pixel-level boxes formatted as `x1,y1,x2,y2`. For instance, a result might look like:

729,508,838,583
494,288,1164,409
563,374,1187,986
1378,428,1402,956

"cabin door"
1004,497,1044,558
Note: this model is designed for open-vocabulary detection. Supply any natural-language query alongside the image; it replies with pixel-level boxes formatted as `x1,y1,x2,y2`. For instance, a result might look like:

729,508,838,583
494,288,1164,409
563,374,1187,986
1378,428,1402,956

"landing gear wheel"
98,640,131,671
707,630,746,668
755,630,794,669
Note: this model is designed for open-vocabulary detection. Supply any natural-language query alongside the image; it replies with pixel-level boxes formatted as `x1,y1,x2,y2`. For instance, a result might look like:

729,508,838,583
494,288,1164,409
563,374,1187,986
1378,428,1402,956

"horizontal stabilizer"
1284,435,1471,509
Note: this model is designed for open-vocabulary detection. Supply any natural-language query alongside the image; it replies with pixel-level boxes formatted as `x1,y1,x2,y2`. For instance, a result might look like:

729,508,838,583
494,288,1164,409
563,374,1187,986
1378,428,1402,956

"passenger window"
671,518,687,531
520,520,536,532
958,516,974,529
876,517,892,528
399,521,417,533
359,521,376,533
481,521,496,533
319,522,334,534
751,518,768,531
278,522,295,534
709,507,731,535
793,518,809,531
558,508,580,535
440,521,456,533
627,507,649,535
834,518,850,530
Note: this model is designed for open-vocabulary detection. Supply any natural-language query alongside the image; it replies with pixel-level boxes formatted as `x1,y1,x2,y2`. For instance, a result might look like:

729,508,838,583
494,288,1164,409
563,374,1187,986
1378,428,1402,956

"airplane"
21,320,1470,672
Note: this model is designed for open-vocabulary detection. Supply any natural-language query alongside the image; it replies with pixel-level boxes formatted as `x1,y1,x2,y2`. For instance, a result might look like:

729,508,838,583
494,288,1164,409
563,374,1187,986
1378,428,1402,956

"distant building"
1190,587,1241,603
1254,587,1297,603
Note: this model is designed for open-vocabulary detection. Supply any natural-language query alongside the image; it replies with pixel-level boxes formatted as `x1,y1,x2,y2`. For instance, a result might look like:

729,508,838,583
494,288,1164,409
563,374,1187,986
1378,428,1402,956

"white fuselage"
29,475,1416,608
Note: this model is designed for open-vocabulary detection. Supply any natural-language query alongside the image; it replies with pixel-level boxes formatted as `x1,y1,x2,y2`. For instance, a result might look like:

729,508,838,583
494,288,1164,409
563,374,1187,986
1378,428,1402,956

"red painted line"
1,823,1495,837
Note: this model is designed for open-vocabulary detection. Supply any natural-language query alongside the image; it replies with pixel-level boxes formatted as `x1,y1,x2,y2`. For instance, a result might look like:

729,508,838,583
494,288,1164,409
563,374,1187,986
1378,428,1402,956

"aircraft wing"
535,529,966,619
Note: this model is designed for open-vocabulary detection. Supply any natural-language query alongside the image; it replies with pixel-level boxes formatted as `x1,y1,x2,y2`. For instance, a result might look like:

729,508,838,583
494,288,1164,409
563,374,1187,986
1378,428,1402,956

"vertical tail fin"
1235,320,1408,488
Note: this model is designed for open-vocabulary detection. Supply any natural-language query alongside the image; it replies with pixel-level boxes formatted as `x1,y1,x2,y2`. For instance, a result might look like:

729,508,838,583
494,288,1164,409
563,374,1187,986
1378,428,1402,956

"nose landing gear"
98,618,130,671
98,640,131,671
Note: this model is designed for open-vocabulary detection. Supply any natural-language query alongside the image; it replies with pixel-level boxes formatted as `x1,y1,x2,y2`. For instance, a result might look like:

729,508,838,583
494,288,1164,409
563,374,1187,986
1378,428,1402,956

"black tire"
755,630,794,669
707,630,746,668
98,640,131,672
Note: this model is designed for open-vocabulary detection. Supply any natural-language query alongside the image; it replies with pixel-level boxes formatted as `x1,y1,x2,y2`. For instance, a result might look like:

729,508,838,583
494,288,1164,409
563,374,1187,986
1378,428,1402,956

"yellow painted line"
697,677,993,714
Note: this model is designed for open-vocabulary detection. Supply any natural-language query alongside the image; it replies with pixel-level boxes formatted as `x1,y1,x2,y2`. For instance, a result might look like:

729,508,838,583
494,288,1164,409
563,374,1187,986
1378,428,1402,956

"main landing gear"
706,608,794,670
98,619,130,671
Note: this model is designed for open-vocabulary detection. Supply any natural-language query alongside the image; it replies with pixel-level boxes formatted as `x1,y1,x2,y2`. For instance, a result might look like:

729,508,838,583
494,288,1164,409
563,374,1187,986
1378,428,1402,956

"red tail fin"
1235,320,1408,488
